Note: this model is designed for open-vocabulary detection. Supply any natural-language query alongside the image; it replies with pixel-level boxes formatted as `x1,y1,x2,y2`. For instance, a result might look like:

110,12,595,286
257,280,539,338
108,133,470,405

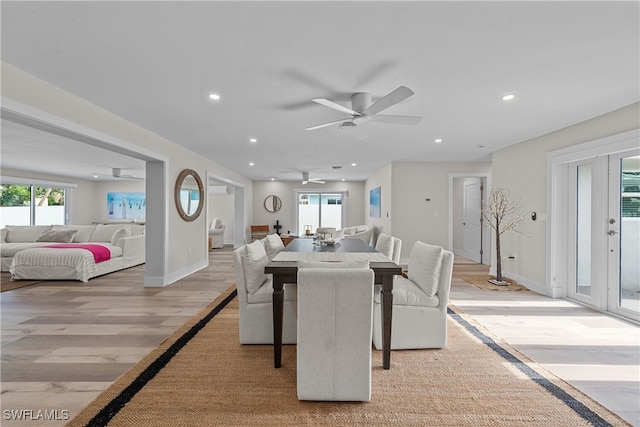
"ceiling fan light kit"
306,85,422,131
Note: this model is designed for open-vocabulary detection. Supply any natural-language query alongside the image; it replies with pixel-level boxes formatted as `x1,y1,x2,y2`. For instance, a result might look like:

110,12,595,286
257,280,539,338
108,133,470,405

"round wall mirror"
174,169,204,221
264,194,282,213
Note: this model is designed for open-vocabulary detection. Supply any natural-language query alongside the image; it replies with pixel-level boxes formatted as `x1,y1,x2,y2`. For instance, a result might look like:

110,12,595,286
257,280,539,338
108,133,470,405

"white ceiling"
1,1,638,183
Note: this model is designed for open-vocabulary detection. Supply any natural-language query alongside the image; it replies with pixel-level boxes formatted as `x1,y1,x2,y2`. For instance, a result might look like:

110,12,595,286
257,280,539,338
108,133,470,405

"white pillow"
243,254,269,294
36,229,77,243
408,241,443,297
90,224,129,242
5,225,52,243
53,225,97,243
264,234,284,260
246,239,267,260
210,217,222,229
375,233,395,259
111,227,131,245
1,228,7,244
297,260,369,269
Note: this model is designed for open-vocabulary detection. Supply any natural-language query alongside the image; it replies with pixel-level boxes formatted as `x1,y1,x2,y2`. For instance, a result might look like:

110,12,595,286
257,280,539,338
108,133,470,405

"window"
296,192,345,235
0,181,70,227
621,170,640,217
296,191,345,236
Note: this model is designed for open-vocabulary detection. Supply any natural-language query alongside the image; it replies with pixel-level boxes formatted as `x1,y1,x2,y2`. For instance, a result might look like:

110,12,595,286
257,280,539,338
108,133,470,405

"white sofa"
1,224,145,282
336,225,374,246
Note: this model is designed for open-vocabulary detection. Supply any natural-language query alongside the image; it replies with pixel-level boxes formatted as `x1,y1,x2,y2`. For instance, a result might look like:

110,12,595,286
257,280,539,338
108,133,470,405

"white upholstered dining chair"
232,240,297,344
296,261,374,401
372,241,453,350
375,233,402,264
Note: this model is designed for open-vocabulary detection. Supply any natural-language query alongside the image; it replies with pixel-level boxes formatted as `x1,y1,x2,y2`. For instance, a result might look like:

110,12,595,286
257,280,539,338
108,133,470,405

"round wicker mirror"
175,169,204,221
264,194,282,213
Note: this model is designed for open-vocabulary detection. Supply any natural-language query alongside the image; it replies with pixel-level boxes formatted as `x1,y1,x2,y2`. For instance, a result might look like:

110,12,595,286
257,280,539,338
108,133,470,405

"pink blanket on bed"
43,244,111,263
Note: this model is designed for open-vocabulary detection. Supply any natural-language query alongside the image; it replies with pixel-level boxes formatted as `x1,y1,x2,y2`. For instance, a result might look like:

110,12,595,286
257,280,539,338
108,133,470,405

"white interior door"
462,178,483,263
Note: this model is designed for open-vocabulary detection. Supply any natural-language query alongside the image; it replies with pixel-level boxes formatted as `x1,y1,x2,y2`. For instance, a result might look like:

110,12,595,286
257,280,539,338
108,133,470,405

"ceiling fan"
306,86,422,131
91,168,143,180
301,171,325,185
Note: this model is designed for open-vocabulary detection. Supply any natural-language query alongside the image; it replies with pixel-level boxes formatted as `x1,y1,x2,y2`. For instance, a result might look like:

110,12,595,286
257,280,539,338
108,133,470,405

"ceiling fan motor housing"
351,92,372,112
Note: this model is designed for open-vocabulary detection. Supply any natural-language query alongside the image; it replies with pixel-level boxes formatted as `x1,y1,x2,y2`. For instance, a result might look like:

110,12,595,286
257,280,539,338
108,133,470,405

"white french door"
567,149,640,321
608,151,640,319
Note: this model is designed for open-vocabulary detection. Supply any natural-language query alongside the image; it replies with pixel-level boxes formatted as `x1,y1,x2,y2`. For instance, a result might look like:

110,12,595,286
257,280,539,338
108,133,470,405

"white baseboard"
144,258,209,287
452,248,483,263
489,267,550,297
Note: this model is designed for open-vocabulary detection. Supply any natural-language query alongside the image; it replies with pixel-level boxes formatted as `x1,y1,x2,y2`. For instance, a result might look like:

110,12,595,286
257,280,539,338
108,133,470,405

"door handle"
607,230,619,236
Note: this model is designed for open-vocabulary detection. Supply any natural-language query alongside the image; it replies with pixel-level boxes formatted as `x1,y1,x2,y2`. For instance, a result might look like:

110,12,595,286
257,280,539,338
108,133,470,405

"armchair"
208,217,226,249
372,241,453,350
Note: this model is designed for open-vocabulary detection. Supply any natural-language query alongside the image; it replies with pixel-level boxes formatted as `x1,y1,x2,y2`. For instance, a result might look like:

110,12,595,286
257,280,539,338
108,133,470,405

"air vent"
332,166,342,170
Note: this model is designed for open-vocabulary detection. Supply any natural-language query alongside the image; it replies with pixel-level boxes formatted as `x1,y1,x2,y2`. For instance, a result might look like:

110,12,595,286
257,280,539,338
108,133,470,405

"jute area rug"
463,276,529,291
68,287,628,427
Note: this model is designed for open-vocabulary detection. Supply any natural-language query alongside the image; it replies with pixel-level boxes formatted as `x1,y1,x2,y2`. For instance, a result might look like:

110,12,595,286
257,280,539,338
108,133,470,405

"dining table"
264,237,402,370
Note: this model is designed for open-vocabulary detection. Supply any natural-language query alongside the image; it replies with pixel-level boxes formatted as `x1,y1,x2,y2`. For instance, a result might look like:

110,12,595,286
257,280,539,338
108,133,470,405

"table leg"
381,275,393,370
272,275,285,368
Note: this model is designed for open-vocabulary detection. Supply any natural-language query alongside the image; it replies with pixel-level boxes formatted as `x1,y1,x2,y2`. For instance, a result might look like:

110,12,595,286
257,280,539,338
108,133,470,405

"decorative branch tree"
482,187,525,284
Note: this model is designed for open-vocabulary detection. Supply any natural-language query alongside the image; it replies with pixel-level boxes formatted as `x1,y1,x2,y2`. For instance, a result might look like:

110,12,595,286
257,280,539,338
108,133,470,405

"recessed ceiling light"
501,94,515,101
209,93,220,101
434,138,443,143
249,162,255,166
351,163,357,166
270,178,275,181
249,138,257,143
477,144,485,149
341,178,346,181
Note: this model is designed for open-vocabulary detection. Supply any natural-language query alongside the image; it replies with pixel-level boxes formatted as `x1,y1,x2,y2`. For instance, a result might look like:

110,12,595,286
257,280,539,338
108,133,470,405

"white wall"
252,180,365,240
391,162,492,263
207,191,234,243
491,102,640,294
451,177,465,251
2,62,253,285
364,163,392,245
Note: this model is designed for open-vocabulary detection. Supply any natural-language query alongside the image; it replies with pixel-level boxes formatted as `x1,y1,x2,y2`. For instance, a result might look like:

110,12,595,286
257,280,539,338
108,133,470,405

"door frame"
548,129,640,305
448,172,491,263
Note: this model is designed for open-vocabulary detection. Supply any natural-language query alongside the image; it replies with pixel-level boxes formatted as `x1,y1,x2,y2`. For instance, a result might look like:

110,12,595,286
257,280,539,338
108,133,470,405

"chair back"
296,267,374,401
250,225,269,241
375,232,395,259
232,245,249,305
391,237,402,264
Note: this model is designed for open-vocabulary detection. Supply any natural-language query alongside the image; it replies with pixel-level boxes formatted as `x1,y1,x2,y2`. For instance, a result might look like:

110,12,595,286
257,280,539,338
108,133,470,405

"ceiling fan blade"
371,114,422,125
306,118,349,131
309,178,326,184
362,86,414,116
312,98,359,116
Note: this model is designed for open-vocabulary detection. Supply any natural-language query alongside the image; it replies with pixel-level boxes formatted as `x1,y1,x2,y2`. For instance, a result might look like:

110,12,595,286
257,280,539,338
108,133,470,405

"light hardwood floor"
1,247,638,426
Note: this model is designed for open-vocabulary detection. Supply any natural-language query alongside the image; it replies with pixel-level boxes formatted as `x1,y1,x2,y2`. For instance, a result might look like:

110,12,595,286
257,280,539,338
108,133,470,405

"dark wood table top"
265,238,401,275
283,238,377,253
